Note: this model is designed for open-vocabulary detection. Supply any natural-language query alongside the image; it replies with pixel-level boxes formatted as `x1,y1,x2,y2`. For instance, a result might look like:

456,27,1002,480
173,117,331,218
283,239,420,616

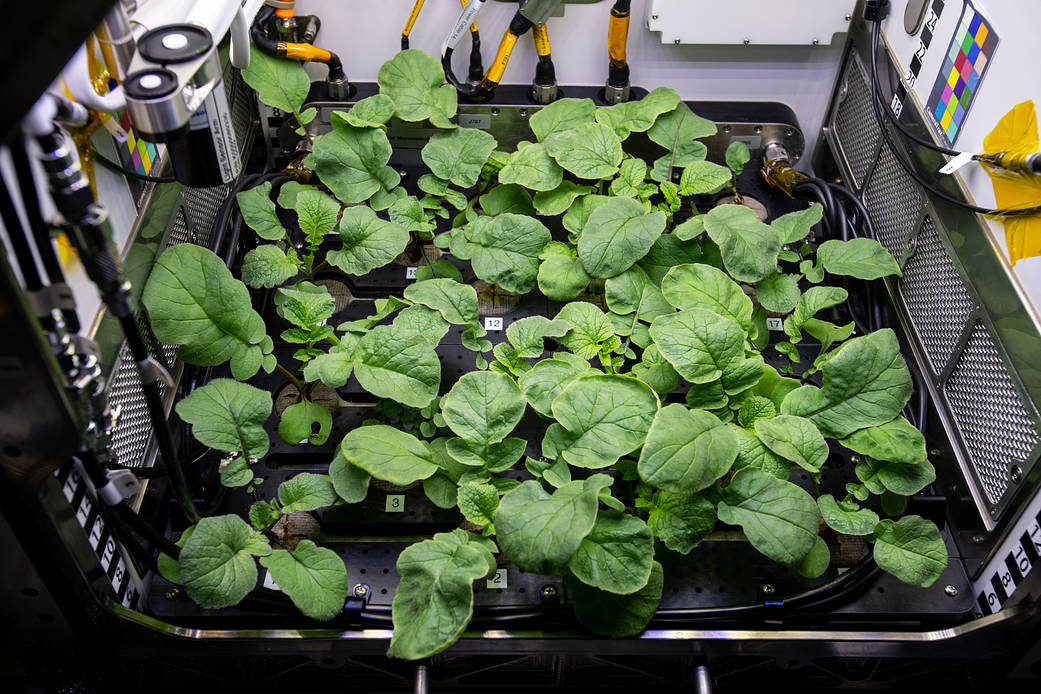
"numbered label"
89,517,105,550
483,317,503,331
766,317,784,332
76,495,93,525
385,494,405,513
263,570,281,591
405,266,417,279
101,537,116,570
486,569,507,589
111,557,127,591
62,468,81,502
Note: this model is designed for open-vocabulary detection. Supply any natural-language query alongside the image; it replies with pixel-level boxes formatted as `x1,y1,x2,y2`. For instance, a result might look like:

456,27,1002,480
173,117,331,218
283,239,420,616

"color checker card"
926,1,998,146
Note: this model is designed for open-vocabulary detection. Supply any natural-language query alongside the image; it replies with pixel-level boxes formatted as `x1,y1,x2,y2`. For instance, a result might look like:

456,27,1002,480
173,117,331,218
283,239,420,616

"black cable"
110,501,182,558
868,21,1041,218
10,137,67,284
90,146,176,184
0,168,43,290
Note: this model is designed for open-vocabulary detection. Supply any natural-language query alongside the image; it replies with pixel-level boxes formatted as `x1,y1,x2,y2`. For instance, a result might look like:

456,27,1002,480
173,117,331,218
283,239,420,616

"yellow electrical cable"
481,29,519,90
281,42,333,62
608,7,630,67
532,24,551,58
402,0,426,41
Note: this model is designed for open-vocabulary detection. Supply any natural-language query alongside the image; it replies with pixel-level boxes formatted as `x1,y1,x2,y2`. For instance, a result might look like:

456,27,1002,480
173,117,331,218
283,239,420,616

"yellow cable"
608,8,630,67
532,24,551,58
481,29,519,90
402,0,426,40
281,43,333,62
461,0,479,34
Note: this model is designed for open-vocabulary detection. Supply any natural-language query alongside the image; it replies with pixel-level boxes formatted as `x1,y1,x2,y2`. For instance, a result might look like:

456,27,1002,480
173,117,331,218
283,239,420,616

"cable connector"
864,0,890,22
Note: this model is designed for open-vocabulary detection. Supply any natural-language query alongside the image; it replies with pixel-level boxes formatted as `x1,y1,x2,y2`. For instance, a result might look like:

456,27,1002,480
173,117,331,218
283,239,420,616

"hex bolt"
761,584,776,595
1010,465,1023,483
541,585,558,600
353,583,370,599
944,584,959,597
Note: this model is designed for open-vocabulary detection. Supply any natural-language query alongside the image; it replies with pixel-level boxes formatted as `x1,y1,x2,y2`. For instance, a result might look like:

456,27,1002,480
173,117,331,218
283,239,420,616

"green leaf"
784,286,849,340
179,515,271,609
494,476,610,574
538,254,591,301
391,304,449,345
441,371,525,445
872,516,948,587
296,190,340,245
344,93,395,128
737,396,776,428
569,512,654,594
562,194,611,236
241,245,298,289
803,318,855,354
818,494,879,535
518,357,595,416
610,158,648,198
533,180,594,216
175,378,271,460
218,456,253,488
673,215,705,241
354,325,441,408
839,416,926,464
275,282,334,329
725,140,750,173
457,482,499,527
660,263,753,333
259,540,347,621
507,316,572,358
423,473,458,509
530,97,596,141
755,272,801,314
241,45,309,113
772,203,823,244
679,160,732,195
780,329,912,438
329,450,371,503
637,233,703,284
450,214,551,293
278,400,333,446
446,437,525,471
276,181,317,209
753,415,828,473
730,425,791,479
605,265,672,321
377,49,456,126
555,302,614,359
303,337,359,388
497,142,563,191
157,526,194,584
716,468,819,564
142,244,268,380
818,238,901,280
638,403,737,493
875,458,937,495
327,204,410,275
402,277,478,325
415,260,464,284
647,103,717,166
578,197,666,278
388,530,496,659
551,375,659,469
315,121,400,206
632,344,679,395
278,472,338,513
388,195,433,235
595,87,682,138
236,182,287,241
646,491,716,554
566,560,663,637
340,424,439,485
704,204,782,283
545,123,623,180
795,536,830,579
479,183,535,216
650,309,763,395
544,458,572,487
422,126,497,188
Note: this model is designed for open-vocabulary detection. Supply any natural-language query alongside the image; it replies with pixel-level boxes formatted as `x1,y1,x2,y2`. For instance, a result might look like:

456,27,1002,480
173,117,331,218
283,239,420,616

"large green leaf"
260,540,347,621
329,450,371,503
377,49,456,126
578,197,666,278
755,272,801,314
236,182,286,241
179,515,271,609
339,425,439,485
393,304,450,344
566,560,663,637
716,468,819,565
353,325,441,407
839,415,926,464
818,494,879,536
343,94,395,128
632,344,679,395
494,476,610,574
637,233,704,284
327,204,410,275
278,400,333,446
530,97,596,141
538,251,591,301
278,472,338,512
241,45,309,113
545,123,623,179
421,126,497,188
595,87,682,139
506,316,572,358
480,183,535,216
497,142,563,191
679,160,732,195
703,204,782,283
753,415,828,473
730,425,791,479
605,265,672,321
873,516,948,587
518,357,595,416
403,278,479,325
646,491,716,554
555,301,614,359
772,203,823,244
275,282,334,329
295,190,340,245
312,120,398,204
450,214,551,293
142,244,268,380
569,512,654,595
781,329,912,438
562,194,611,236
818,238,900,280
650,309,763,394
660,263,753,332
175,379,271,460
533,180,594,216
441,371,526,445
241,245,298,289
551,375,659,469
647,103,716,180
387,530,496,659
638,404,737,493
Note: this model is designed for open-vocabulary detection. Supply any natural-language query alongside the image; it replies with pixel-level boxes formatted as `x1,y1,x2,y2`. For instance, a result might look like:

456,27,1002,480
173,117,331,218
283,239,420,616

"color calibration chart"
925,1,998,146
117,110,163,178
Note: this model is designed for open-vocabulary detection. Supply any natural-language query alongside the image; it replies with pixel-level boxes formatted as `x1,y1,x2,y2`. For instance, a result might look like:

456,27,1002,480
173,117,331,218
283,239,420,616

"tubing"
251,6,347,97
401,0,426,50
607,0,631,89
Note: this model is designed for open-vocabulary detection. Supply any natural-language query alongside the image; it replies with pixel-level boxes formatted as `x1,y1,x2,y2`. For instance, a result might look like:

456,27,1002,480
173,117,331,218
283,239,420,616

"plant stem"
292,108,314,146
275,362,306,394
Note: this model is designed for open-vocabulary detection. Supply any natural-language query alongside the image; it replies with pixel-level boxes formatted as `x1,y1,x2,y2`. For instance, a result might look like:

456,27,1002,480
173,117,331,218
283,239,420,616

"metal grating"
833,55,881,188
899,216,975,375
864,142,924,257
945,322,1039,506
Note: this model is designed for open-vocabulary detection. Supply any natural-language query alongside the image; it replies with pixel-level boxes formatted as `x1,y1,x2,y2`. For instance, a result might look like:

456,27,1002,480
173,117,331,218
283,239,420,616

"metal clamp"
98,469,143,506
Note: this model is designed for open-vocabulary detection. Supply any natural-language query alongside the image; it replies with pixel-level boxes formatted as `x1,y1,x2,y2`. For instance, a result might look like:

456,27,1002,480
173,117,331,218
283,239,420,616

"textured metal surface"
899,216,976,375
832,55,880,188
945,323,1040,507
864,142,925,258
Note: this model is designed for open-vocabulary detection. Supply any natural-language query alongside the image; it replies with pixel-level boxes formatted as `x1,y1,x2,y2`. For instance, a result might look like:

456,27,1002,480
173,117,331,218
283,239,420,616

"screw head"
491,108,500,116
1010,465,1023,483
754,126,762,134
929,448,941,456
785,128,794,137
850,455,862,464
813,38,820,46
722,125,731,134
165,588,181,599
519,108,528,117
541,585,558,599
944,584,959,597
971,534,986,544
761,584,776,595
651,13,659,20
353,583,369,598
845,14,852,21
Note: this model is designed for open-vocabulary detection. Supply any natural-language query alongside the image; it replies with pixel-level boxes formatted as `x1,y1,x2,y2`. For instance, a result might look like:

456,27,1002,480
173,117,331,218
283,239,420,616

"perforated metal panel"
899,216,976,375
946,323,1040,506
864,143,925,257
833,55,880,188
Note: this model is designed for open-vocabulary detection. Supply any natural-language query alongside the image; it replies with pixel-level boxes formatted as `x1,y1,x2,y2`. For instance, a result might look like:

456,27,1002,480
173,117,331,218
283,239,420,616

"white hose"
62,41,126,113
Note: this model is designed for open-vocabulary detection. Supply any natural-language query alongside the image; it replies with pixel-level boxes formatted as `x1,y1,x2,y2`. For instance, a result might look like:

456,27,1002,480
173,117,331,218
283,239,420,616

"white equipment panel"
646,0,857,46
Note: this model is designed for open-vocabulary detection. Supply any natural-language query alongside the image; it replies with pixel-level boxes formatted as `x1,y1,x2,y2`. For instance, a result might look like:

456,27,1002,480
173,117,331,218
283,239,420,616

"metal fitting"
353,583,370,599
761,584,776,595
762,142,790,165
603,82,630,105
944,584,959,597
531,83,558,104
327,76,349,101
540,585,558,600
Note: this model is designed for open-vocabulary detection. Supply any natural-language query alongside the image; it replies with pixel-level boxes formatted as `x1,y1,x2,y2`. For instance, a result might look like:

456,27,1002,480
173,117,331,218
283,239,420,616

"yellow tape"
532,25,551,58
402,0,426,39
608,12,630,66
282,43,333,62
482,30,519,89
